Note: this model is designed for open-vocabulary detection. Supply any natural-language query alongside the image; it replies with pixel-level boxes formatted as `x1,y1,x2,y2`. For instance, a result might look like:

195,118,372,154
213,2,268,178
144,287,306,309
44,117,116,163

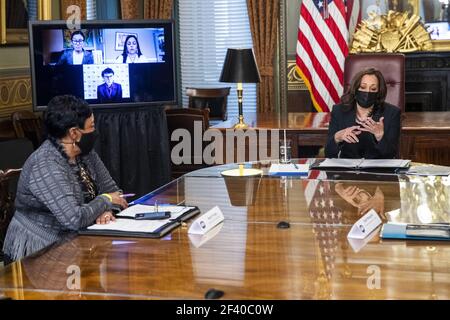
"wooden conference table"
212,112,450,165
1,161,450,300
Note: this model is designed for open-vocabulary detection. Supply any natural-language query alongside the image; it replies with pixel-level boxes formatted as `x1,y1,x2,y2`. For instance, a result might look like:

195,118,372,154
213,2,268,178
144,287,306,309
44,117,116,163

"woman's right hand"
106,192,129,209
334,125,362,144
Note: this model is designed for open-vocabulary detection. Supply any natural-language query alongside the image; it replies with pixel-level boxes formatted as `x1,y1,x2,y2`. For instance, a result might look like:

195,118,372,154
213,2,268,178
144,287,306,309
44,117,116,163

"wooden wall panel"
0,68,32,119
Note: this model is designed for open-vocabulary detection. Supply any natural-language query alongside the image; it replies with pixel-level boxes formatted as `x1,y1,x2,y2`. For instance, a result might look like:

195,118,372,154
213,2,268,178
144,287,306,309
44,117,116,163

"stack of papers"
268,163,309,176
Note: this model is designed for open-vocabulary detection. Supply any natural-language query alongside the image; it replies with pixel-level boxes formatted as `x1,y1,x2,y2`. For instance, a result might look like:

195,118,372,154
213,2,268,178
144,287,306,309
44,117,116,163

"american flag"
296,0,361,112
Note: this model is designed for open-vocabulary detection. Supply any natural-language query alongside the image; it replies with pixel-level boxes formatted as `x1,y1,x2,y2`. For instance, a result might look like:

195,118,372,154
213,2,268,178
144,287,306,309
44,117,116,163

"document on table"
268,163,309,175
87,218,168,233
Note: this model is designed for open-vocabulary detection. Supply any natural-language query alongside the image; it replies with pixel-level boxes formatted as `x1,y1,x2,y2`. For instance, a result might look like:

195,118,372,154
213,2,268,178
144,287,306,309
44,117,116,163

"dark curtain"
93,106,171,197
6,0,28,28
246,0,279,113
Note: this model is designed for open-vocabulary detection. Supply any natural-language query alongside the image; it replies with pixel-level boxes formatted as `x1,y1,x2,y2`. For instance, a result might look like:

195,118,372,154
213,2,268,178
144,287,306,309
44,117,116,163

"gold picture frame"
0,0,52,45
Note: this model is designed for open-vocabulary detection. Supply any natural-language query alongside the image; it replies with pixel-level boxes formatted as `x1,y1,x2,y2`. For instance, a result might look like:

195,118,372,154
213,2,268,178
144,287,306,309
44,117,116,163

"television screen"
29,20,177,111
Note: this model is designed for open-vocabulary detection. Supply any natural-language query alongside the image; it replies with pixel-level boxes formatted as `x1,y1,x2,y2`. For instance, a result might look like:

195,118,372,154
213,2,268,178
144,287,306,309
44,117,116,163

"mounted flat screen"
29,19,177,110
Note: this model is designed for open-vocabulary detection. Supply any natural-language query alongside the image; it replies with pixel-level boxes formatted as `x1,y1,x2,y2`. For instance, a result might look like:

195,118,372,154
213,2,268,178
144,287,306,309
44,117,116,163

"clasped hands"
334,116,384,143
96,191,128,225
335,183,385,218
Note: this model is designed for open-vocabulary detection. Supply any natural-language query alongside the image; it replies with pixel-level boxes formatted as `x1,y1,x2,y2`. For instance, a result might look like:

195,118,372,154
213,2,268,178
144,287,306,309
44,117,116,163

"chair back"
186,87,230,121
12,111,45,149
0,138,34,196
0,169,22,262
165,108,210,178
344,53,405,112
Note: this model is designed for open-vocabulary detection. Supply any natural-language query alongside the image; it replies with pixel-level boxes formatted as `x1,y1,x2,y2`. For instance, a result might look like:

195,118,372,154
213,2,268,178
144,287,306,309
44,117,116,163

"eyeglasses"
72,39,84,44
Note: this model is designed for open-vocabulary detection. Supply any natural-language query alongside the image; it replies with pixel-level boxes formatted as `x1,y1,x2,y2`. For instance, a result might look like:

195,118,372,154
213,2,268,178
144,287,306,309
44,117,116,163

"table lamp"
219,48,261,129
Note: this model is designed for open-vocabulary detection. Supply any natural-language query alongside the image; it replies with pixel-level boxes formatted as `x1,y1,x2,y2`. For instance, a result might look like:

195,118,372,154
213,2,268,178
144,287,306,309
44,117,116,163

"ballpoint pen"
120,193,136,198
293,163,299,169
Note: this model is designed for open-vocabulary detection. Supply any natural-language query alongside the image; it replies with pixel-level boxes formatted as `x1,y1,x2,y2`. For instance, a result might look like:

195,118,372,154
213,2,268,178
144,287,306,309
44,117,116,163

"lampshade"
219,48,261,83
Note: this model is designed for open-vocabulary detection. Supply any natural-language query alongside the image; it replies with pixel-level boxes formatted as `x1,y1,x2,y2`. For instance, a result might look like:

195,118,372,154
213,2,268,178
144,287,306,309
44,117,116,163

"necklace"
129,55,137,63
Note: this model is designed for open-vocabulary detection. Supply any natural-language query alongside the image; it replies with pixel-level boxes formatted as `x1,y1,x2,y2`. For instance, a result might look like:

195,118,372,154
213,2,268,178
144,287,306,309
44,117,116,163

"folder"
79,206,200,238
312,158,411,171
380,223,450,241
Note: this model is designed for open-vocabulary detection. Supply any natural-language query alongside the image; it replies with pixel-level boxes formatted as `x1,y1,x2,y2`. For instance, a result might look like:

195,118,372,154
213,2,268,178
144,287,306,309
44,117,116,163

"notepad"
268,163,309,176
317,158,411,169
79,205,200,238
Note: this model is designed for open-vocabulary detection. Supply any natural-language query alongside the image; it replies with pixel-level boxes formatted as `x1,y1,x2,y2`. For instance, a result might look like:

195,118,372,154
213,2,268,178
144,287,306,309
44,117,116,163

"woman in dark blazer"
325,68,401,159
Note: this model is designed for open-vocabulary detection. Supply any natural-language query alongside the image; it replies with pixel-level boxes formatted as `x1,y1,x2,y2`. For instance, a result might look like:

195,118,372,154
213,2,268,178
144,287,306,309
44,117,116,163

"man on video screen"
97,68,123,103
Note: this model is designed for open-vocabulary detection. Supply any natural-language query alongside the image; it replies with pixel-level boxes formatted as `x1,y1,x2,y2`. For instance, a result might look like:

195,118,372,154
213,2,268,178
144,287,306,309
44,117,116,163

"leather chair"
186,87,230,121
343,53,405,112
12,111,45,150
165,108,210,179
0,137,34,201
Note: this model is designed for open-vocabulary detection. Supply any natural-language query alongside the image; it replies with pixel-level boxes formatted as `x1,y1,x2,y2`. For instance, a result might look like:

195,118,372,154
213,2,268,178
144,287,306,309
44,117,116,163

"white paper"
319,158,362,168
269,163,309,175
87,218,168,233
188,206,225,235
347,209,382,240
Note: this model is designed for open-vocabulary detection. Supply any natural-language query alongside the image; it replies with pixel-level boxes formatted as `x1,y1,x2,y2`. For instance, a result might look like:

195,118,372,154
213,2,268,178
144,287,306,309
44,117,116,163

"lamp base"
233,115,248,129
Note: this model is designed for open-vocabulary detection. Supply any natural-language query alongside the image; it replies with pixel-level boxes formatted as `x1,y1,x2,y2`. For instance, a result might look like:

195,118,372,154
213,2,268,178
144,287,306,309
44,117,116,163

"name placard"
188,206,224,235
347,209,382,240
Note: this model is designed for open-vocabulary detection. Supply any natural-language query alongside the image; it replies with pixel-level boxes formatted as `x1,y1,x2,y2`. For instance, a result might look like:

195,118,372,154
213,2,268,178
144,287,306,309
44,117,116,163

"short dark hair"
341,68,388,113
44,95,92,139
71,30,85,41
101,68,114,77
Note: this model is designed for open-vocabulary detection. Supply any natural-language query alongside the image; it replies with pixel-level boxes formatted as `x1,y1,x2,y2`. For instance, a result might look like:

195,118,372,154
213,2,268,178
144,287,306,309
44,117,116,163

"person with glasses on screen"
57,30,94,65
2,95,127,263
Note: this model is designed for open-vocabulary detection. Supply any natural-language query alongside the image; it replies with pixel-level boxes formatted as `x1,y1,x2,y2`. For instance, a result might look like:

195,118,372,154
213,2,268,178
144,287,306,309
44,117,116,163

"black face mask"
76,130,99,156
355,90,378,108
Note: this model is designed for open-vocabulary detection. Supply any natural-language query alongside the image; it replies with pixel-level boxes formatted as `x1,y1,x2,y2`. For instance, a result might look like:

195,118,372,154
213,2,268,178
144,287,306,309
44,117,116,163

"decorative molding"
0,68,32,118
287,60,307,91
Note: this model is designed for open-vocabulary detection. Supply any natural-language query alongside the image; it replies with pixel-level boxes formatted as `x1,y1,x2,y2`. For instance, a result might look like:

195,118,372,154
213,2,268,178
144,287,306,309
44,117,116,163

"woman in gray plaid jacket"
3,95,128,262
